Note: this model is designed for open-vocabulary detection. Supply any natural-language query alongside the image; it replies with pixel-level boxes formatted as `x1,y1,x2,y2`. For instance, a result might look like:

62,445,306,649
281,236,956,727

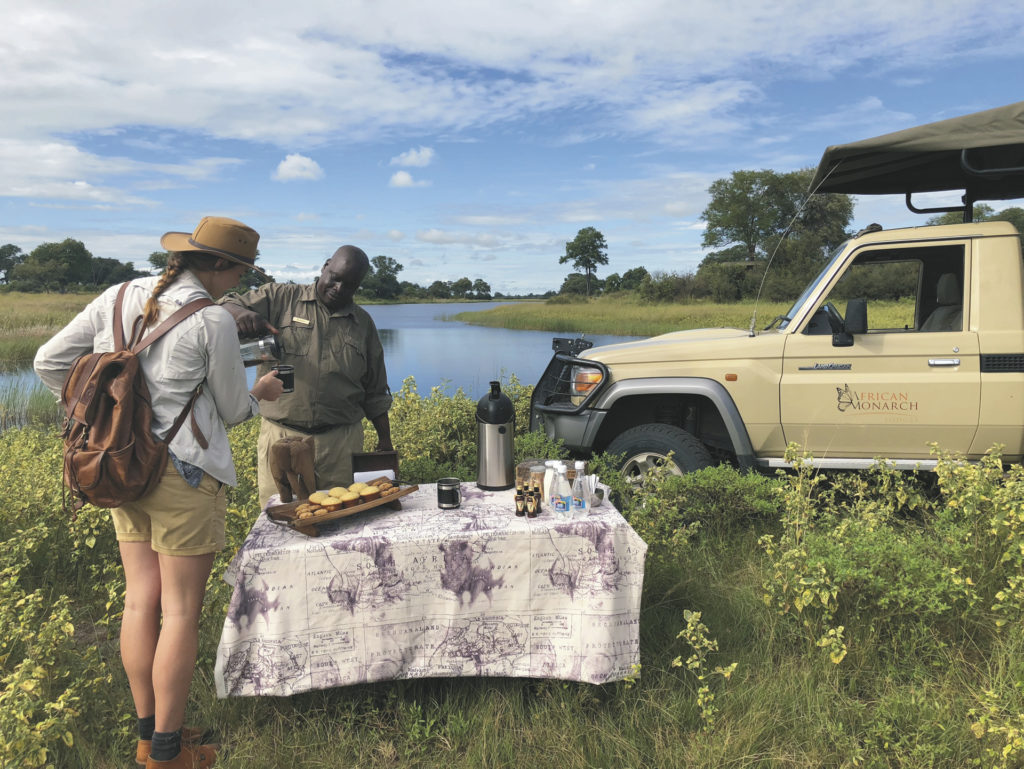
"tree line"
6,167,1021,301
556,168,1024,303
0,241,502,301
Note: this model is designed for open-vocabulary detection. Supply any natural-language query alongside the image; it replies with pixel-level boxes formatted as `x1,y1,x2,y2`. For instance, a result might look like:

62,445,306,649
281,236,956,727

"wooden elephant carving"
269,436,316,502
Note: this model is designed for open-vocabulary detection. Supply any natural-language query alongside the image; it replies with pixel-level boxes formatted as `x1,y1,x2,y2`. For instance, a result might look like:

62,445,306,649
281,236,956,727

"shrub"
760,444,1024,666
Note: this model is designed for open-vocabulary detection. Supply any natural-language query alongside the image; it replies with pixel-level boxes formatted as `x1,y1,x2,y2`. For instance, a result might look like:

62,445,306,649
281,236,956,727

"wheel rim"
619,450,684,482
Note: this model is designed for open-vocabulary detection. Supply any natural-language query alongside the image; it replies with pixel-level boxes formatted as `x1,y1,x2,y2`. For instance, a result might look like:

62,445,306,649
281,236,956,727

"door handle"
928,358,960,367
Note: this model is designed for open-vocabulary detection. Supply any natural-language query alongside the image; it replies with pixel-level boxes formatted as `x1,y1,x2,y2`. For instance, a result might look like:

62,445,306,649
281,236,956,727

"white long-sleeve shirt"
34,271,259,487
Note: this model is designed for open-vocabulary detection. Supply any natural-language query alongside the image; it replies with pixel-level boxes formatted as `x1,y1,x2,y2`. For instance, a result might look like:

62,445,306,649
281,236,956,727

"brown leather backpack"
60,282,213,512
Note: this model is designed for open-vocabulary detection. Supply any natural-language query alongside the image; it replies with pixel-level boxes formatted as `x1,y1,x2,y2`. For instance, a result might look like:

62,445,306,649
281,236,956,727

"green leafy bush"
761,444,1024,665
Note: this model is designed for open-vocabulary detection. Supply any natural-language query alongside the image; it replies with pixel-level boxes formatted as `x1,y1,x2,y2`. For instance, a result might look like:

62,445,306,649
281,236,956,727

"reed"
453,296,916,337
0,379,62,430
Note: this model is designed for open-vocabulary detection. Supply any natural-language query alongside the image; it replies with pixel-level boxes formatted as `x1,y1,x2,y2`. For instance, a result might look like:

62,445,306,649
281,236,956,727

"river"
10,301,641,401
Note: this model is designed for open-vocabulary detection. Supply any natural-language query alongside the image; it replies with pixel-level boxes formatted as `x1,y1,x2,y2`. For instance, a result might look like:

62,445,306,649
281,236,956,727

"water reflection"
6,302,641,409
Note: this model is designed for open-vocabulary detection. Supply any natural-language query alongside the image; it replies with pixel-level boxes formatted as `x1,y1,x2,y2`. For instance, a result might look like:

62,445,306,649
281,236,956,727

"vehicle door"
780,241,980,459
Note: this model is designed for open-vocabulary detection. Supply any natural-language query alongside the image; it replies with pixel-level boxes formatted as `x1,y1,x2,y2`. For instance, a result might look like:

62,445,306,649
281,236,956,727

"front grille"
981,355,1024,373
529,338,602,428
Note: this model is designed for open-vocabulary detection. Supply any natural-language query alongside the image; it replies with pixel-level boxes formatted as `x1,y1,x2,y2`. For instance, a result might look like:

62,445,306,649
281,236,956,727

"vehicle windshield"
777,240,849,330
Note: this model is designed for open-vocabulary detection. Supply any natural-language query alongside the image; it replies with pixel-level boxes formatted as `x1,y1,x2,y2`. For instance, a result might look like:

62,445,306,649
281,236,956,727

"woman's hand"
251,369,285,402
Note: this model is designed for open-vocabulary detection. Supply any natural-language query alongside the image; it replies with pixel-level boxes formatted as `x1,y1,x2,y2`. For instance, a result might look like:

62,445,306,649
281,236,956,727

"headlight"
571,366,603,397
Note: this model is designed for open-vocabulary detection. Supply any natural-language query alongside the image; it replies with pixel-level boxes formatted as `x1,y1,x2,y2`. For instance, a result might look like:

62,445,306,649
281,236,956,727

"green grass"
4,403,1023,768
0,291,96,370
453,296,920,338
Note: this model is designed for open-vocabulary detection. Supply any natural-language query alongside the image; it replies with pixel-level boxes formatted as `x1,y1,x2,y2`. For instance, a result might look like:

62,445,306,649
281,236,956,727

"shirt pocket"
328,327,367,381
161,325,208,382
279,317,314,357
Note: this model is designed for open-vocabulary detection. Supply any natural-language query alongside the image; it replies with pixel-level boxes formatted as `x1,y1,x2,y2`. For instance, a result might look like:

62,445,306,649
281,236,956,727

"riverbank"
452,295,915,337
452,296,791,337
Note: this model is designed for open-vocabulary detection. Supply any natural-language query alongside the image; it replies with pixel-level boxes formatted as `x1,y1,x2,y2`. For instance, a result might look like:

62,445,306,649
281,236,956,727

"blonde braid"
140,254,186,331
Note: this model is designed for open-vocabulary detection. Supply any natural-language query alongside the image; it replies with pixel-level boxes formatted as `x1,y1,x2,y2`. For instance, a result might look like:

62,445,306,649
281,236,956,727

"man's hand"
222,302,278,338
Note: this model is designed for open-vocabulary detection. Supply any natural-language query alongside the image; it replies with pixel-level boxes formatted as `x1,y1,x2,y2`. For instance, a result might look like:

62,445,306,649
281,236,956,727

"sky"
2,1,1023,296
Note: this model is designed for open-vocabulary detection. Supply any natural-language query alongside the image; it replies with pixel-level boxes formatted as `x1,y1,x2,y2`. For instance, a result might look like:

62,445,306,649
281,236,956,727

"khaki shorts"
111,463,226,556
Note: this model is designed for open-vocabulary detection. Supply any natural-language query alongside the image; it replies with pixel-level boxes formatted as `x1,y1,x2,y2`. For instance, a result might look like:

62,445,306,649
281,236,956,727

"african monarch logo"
836,385,856,412
836,384,917,412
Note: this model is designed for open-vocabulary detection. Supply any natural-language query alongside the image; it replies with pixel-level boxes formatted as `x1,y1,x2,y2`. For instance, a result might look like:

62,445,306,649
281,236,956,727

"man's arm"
369,411,393,452
221,301,279,337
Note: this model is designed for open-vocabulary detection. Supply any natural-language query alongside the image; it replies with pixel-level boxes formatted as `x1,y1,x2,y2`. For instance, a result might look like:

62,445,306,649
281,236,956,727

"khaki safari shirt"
221,282,392,431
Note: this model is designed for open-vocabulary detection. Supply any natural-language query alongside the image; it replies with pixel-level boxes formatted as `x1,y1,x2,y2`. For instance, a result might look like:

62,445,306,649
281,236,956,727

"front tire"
605,423,713,482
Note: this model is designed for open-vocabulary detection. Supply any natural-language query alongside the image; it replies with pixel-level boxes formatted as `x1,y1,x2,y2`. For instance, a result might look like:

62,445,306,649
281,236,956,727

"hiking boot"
144,742,217,768
135,727,208,766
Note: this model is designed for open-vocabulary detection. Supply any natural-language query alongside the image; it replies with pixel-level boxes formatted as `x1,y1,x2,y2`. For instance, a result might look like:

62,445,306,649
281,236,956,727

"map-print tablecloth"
214,483,647,697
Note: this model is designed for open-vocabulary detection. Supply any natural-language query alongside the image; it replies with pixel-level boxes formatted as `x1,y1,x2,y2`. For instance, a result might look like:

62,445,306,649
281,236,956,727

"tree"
427,280,451,299
399,280,426,300
560,227,608,296
699,168,853,299
928,204,1024,233
0,244,23,283
702,168,852,260
471,279,491,299
450,277,473,299
89,257,145,286
361,255,404,300
148,251,168,272
9,239,94,291
620,266,650,291
559,272,590,295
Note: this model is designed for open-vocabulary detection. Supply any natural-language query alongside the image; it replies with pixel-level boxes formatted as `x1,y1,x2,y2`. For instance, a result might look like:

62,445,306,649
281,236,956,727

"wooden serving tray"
266,479,419,536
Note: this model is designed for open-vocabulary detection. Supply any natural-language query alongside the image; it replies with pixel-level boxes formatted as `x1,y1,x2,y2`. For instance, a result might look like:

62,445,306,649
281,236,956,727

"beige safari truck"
530,101,1024,479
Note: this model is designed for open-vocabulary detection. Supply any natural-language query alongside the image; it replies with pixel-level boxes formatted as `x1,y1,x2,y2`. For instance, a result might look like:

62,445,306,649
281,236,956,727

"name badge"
291,316,311,325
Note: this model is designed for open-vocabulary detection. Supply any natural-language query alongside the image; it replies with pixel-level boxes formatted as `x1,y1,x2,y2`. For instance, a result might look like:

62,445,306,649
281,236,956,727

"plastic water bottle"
549,464,572,519
542,460,558,513
571,460,588,517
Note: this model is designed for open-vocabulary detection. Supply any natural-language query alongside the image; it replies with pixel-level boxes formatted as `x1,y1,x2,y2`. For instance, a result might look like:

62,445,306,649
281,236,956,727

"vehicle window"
827,260,920,331
810,244,965,334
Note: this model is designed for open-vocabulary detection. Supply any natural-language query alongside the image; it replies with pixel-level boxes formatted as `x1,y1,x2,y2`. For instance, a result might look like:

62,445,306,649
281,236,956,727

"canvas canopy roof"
810,101,1024,205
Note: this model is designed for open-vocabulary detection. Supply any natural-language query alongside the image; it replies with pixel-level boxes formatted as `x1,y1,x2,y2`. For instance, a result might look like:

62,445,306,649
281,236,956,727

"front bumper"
530,337,609,452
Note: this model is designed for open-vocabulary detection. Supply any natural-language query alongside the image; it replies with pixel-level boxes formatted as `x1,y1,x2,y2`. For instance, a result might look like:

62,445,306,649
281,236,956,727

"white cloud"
272,154,324,181
389,170,430,188
390,146,435,167
0,138,241,205
3,2,1018,149
452,214,528,226
416,229,500,247
387,229,405,240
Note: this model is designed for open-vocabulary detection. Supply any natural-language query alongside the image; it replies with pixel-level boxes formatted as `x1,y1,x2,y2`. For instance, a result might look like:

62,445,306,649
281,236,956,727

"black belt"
269,419,345,435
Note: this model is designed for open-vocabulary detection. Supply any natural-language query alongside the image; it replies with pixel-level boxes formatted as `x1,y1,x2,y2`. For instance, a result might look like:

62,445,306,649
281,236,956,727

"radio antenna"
747,162,843,336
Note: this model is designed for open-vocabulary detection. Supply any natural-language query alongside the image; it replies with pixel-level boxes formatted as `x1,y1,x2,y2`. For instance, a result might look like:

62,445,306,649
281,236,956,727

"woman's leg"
152,551,215,732
119,541,162,719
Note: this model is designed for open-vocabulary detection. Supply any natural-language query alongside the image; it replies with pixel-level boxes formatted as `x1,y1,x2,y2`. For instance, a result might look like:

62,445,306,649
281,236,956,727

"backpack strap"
124,291,217,447
132,297,216,354
113,282,131,352
164,384,207,447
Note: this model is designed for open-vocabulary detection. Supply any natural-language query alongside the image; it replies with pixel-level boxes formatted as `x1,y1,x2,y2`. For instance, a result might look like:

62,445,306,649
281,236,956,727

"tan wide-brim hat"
160,216,266,276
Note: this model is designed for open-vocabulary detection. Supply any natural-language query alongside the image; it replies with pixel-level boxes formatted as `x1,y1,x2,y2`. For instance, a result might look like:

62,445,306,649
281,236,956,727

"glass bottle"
571,460,588,517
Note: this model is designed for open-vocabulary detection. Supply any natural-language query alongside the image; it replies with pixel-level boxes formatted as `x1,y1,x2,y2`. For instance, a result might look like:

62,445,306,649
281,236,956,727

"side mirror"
832,331,854,347
844,298,868,334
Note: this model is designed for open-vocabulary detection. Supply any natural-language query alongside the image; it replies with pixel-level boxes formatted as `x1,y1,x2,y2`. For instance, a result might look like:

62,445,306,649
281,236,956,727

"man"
221,245,393,507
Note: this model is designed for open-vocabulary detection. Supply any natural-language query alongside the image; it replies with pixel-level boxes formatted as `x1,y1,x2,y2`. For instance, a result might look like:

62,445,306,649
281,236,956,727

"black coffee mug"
272,364,295,393
437,478,462,509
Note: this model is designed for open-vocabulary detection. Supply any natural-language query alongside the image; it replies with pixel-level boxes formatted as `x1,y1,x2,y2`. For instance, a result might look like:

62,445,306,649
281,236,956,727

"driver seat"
920,273,962,332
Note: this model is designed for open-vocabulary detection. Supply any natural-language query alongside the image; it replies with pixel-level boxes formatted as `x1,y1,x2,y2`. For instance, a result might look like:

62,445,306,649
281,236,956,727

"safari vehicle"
531,102,1024,478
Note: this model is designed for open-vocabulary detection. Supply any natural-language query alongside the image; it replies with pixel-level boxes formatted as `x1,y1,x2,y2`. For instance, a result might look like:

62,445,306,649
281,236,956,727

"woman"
34,216,282,769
